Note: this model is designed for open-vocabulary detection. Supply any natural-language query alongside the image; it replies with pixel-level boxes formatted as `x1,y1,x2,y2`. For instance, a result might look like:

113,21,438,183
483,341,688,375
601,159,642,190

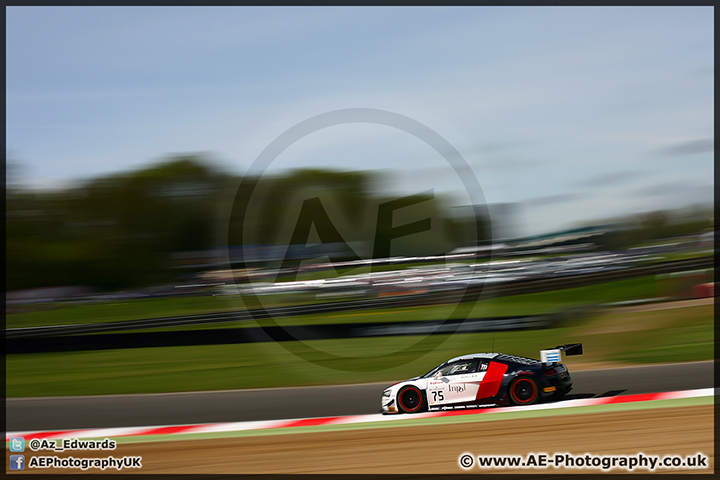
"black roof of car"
494,353,541,365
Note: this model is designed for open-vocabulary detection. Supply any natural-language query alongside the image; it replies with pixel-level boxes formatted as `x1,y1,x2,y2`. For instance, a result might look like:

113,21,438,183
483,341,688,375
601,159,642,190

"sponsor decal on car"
449,383,467,394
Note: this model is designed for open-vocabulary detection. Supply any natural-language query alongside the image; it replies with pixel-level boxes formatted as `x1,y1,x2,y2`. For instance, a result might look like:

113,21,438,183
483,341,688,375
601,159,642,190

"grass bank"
6,302,712,397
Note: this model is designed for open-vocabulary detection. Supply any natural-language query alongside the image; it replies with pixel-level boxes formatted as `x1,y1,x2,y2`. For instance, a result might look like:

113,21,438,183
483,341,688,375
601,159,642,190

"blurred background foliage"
7,155,233,291
7,154,477,291
596,208,713,251
5,153,712,292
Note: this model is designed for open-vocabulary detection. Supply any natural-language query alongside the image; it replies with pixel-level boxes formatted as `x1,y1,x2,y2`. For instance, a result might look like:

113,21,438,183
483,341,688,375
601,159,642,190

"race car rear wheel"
397,385,425,413
509,377,539,405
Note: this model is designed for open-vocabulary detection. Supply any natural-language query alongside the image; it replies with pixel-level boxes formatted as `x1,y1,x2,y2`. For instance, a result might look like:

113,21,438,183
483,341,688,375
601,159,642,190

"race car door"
427,359,487,407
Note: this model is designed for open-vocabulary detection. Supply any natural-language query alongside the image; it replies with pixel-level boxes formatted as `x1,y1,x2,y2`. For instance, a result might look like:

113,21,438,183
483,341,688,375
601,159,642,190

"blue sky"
6,6,713,237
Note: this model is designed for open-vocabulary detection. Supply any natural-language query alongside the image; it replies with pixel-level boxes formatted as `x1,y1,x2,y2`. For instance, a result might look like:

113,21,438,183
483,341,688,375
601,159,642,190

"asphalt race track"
6,361,713,432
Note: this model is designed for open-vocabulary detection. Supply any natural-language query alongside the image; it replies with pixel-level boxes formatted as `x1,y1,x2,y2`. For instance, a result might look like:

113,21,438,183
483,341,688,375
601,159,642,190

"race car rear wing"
540,343,583,363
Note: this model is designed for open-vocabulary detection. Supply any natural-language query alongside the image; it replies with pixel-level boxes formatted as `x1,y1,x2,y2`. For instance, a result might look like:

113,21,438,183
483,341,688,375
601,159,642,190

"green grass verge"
7,274,660,331
5,292,340,329
652,249,714,263
102,274,662,333
6,295,237,329
5,303,712,398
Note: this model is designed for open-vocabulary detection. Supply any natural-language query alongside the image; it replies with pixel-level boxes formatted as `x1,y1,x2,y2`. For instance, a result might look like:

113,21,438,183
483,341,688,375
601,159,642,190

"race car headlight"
382,389,391,397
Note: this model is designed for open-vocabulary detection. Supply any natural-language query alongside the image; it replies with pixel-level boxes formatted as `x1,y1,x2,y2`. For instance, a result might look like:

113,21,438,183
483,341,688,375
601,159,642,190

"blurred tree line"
7,153,711,292
227,168,484,261
7,155,483,292
596,207,713,251
7,156,235,291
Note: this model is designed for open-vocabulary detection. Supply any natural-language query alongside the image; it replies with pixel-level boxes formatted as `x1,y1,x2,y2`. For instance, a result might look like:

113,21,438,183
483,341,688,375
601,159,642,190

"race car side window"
443,360,480,376
436,362,461,377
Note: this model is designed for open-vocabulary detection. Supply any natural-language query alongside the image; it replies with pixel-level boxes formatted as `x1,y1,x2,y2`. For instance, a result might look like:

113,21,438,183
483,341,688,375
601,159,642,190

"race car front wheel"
397,385,426,413
509,377,538,405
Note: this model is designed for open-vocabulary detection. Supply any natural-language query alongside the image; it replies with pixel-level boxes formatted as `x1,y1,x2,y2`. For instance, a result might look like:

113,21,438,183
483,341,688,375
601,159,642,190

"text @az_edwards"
7,437,141,472
28,438,116,452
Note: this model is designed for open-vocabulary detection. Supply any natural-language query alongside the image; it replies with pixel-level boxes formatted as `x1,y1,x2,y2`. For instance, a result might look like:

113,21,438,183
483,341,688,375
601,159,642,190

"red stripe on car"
475,361,508,399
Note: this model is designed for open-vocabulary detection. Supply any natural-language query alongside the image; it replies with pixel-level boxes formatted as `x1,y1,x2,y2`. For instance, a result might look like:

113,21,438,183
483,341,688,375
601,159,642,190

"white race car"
381,344,582,413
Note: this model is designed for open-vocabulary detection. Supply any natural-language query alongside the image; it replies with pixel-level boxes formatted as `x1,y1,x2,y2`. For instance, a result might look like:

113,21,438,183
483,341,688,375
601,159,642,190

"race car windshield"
420,363,446,378
420,360,479,378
